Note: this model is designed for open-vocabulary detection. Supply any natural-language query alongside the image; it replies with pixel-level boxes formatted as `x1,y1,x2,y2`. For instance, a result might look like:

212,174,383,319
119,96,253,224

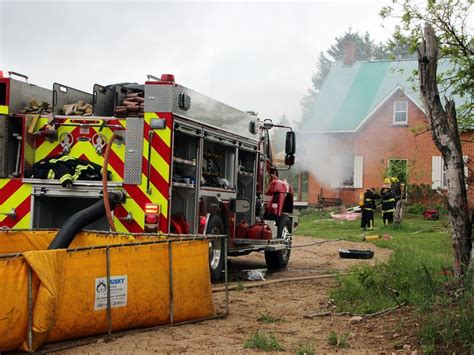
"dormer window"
393,101,408,124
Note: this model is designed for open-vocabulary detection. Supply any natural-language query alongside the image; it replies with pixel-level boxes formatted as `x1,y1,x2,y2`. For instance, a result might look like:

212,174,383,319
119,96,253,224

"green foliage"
407,184,442,206
327,330,350,349
235,280,245,291
300,27,399,123
327,331,338,345
244,330,285,351
419,273,474,354
257,313,284,324
299,211,472,353
407,203,425,214
386,159,408,183
295,342,315,355
380,0,473,122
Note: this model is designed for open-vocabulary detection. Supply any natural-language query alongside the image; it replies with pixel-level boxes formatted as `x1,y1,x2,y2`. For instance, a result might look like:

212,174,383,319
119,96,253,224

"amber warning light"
144,203,160,233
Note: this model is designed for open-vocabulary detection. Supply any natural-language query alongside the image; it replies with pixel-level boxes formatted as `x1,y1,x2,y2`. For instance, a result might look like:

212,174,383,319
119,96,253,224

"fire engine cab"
0,71,296,282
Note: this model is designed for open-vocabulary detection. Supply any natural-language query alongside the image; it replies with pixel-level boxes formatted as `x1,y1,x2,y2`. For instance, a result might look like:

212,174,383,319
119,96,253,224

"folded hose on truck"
48,191,125,250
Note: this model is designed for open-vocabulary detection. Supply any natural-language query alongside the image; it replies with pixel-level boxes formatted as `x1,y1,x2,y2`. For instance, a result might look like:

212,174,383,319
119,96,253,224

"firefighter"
390,176,406,223
381,186,396,225
390,176,401,198
361,187,379,230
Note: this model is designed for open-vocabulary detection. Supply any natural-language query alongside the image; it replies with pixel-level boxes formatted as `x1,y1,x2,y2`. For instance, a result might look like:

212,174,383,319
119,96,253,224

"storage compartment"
0,116,23,178
171,131,199,233
53,83,93,115
0,81,6,106
8,78,52,114
202,140,235,189
236,148,257,225
32,195,109,230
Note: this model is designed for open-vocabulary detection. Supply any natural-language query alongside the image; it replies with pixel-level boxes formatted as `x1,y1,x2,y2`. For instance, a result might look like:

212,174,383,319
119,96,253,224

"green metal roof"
299,59,461,132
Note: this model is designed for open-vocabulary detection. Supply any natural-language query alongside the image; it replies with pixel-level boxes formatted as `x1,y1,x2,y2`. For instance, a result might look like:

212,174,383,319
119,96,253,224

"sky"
0,0,395,124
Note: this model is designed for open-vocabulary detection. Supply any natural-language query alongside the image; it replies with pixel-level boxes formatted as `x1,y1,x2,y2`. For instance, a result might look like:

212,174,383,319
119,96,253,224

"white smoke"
297,132,355,188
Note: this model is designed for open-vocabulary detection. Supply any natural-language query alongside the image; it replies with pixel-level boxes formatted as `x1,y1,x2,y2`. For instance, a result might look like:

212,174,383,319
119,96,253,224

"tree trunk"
418,23,472,277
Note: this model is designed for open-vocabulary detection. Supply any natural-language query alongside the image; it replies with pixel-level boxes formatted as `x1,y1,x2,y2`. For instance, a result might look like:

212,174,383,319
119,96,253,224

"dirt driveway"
52,236,419,354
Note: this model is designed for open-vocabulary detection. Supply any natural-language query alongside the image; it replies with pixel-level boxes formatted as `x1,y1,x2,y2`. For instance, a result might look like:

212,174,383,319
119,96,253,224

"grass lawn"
297,210,473,353
298,210,452,275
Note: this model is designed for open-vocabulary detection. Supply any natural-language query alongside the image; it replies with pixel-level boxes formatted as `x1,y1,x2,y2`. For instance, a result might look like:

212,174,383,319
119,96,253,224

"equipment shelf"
173,156,196,166
23,178,123,187
172,181,195,189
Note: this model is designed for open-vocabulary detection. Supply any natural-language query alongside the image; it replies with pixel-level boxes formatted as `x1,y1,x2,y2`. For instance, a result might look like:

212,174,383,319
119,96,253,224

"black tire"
206,215,226,283
265,215,292,270
339,249,374,259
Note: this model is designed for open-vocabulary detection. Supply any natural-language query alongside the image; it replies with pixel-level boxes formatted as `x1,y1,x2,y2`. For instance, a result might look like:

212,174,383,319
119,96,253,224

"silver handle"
0,208,16,219
147,74,160,81
118,212,133,224
146,130,154,194
8,71,28,82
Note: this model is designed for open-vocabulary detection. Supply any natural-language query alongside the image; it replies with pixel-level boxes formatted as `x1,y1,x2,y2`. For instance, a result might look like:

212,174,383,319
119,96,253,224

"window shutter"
353,156,363,188
330,156,340,188
432,156,442,189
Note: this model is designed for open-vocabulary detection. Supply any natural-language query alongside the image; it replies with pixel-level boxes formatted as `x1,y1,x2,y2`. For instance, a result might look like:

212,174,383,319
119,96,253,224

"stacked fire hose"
114,92,144,117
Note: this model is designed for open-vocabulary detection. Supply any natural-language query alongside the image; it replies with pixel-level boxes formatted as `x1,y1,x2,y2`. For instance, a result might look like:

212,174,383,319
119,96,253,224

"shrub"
327,331,350,349
296,342,315,355
419,273,474,354
331,252,450,313
235,280,245,291
257,313,284,324
408,203,425,214
244,330,285,351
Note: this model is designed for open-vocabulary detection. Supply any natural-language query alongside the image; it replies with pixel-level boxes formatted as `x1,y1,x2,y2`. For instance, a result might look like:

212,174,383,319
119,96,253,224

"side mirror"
285,131,296,155
285,154,295,166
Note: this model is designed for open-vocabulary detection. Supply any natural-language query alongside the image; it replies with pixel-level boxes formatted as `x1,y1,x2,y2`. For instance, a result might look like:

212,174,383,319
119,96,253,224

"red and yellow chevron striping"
0,179,31,228
2,112,173,233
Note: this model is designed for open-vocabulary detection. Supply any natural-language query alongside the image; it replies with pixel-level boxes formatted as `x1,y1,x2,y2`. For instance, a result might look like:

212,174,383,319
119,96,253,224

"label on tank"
94,275,128,310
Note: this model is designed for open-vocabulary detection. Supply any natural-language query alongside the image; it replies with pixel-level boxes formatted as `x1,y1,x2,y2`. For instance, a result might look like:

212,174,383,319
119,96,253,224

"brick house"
298,58,474,207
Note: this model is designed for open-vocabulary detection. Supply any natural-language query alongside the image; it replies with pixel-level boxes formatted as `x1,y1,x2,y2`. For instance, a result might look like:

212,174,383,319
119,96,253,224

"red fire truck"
0,71,296,281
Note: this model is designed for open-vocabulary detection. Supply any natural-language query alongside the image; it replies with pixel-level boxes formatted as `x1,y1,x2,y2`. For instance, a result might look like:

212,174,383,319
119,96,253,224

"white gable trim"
299,86,426,134
354,86,425,132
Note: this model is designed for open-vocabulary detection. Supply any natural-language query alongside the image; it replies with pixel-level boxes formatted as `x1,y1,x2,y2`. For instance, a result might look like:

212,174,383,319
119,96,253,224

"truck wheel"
207,215,226,283
265,215,292,270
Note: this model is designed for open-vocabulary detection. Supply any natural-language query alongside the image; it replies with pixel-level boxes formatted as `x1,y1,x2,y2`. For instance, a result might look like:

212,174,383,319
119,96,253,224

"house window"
393,101,408,124
432,156,469,189
388,159,408,183
330,155,363,188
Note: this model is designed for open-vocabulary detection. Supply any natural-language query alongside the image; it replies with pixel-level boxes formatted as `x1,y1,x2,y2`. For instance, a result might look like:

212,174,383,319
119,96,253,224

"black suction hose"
48,191,125,250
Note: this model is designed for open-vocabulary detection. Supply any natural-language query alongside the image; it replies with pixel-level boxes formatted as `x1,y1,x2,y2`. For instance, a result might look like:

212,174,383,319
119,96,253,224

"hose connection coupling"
108,190,126,204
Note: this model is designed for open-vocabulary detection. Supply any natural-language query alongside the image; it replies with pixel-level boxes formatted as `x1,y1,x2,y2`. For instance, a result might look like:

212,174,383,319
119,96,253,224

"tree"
300,28,389,123
380,0,473,122
381,0,473,277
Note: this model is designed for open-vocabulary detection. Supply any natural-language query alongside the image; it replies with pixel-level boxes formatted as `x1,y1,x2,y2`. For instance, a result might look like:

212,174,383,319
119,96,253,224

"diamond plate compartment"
124,117,144,184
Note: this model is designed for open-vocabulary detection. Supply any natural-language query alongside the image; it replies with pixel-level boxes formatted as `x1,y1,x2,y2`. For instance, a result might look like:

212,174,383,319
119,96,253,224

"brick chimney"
343,42,357,65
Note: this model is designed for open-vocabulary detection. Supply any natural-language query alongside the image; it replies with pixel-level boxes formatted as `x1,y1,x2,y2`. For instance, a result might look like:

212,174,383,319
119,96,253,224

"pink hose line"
102,133,117,232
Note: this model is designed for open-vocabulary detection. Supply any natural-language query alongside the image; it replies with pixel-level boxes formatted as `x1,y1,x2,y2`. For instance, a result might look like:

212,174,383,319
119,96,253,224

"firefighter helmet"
384,177,391,184
390,176,400,183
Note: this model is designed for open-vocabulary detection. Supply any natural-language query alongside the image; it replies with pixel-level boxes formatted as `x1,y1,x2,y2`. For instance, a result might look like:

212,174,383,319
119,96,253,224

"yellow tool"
363,235,381,241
